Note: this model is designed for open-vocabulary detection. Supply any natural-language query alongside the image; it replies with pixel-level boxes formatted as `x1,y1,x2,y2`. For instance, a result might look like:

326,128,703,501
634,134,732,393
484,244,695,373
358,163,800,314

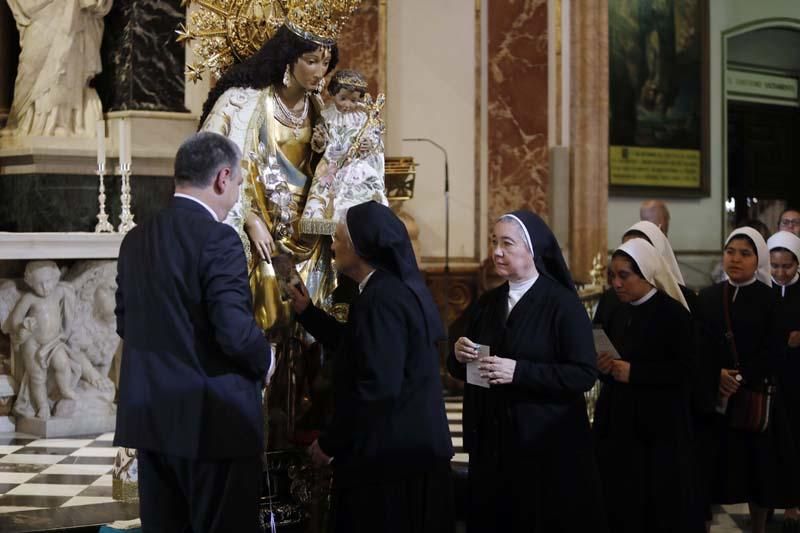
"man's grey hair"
174,132,241,188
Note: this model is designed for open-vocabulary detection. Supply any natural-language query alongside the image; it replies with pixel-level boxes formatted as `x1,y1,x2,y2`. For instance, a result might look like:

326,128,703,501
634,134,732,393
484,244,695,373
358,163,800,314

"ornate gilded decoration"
178,0,361,82
331,72,368,91
284,0,362,46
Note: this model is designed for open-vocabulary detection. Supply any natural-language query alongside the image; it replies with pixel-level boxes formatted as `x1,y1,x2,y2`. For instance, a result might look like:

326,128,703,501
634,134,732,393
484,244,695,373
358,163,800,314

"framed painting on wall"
608,0,709,197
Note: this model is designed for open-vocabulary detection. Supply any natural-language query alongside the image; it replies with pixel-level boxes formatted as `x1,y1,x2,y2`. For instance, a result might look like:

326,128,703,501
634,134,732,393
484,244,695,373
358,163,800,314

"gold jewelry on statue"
273,92,309,139
316,77,326,94
283,65,292,88
178,0,361,82
284,0,362,46
333,72,367,91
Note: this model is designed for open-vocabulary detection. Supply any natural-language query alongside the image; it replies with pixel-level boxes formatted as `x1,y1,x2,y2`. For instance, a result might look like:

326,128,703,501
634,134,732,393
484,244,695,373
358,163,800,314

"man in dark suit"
114,132,272,532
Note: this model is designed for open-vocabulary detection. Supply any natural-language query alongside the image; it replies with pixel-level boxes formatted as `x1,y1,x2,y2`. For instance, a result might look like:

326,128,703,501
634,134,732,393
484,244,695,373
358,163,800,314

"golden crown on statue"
177,0,361,82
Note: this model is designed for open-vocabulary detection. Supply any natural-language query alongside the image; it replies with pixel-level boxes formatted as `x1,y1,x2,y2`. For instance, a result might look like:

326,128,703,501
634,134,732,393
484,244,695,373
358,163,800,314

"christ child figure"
300,69,388,235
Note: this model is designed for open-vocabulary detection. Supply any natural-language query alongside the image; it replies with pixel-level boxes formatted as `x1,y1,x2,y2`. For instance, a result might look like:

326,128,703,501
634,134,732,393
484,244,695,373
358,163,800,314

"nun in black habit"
695,227,800,533
447,211,607,533
287,201,454,533
593,238,703,533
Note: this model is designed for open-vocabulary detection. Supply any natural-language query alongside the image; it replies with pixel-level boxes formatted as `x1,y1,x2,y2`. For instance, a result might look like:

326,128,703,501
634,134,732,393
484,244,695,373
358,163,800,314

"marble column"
0,2,19,127
487,0,549,226
569,0,609,282
97,0,188,112
336,0,387,95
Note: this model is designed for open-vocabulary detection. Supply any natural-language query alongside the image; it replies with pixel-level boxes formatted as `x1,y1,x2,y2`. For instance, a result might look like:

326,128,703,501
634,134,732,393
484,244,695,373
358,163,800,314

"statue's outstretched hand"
244,213,274,263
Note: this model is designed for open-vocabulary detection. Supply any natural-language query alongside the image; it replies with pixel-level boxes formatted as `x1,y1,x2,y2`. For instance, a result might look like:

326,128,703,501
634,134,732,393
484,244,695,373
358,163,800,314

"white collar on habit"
507,273,539,314
358,270,376,294
728,276,757,302
773,272,800,297
174,193,219,222
631,287,657,306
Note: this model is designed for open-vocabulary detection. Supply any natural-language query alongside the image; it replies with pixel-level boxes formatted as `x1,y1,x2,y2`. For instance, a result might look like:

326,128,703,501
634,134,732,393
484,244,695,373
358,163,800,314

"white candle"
118,119,131,168
96,120,105,169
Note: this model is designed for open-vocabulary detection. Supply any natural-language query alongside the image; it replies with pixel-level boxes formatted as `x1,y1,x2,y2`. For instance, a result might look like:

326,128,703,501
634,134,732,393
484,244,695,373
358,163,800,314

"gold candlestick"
117,162,136,233
94,162,114,233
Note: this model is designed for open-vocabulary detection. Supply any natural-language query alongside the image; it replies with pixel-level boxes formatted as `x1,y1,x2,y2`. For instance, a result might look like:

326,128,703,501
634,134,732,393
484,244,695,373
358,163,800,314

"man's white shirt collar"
174,193,219,222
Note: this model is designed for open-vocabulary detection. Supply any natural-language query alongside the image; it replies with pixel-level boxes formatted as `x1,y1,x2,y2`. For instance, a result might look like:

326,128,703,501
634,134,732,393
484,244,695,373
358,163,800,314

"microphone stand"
403,138,451,362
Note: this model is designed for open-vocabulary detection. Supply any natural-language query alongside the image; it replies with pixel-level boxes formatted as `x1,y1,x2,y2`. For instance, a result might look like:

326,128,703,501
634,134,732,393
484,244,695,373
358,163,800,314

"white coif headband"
499,214,534,257
616,238,689,311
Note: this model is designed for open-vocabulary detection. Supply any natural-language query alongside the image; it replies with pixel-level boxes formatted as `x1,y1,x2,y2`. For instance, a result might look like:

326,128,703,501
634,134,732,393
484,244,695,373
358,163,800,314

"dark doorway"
727,100,800,223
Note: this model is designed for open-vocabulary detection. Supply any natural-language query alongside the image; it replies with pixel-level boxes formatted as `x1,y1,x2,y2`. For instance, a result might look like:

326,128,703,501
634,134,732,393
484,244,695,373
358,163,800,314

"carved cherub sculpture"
5,261,77,419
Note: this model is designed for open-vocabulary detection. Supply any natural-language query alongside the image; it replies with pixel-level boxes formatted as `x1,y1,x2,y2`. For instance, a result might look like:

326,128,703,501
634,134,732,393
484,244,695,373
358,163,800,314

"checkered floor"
444,397,793,532
0,402,792,530
0,432,115,514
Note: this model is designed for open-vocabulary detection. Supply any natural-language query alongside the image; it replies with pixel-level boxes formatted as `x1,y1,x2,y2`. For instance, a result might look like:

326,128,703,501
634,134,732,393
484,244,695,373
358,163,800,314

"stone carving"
0,260,117,423
2,0,113,138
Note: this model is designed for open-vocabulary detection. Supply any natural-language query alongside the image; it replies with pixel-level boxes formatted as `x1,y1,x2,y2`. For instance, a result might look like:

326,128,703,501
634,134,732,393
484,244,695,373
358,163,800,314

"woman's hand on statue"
597,351,615,374
454,337,479,363
719,368,741,398
286,279,311,315
479,356,516,385
244,214,274,263
789,331,800,348
308,439,332,467
610,360,631,383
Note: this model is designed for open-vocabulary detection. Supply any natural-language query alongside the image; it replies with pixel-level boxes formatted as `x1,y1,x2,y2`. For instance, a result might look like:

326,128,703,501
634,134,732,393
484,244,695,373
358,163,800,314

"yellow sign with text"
609,146,701,188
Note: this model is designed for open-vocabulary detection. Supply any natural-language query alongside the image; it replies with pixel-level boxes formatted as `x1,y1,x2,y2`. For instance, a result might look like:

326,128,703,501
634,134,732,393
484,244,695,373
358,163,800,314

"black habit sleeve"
298,302,347,348
512,289,598,393
307,288,411,458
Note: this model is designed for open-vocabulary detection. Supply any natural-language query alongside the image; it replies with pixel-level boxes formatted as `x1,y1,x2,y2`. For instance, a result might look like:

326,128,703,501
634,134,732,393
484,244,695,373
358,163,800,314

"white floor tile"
448,412,462,421
0,453,66,465
27,439,93,448
449,424,462,433
41,464,113,476
6,483,86,497
0,472,38,484
95,433,115,442
61,496,115,507
0,506,43,514
452,452,469,464
451,437,463,447
91,475,113,487
0,445,23,455
70,447,119,457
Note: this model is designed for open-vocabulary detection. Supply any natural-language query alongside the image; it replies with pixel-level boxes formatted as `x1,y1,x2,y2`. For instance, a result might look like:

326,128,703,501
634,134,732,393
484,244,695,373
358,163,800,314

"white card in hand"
467,344,491,388
593,327,621,359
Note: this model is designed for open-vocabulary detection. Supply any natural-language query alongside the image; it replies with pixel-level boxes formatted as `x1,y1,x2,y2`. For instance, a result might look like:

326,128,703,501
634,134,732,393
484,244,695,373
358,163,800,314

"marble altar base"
16,413,116,438
0,415,13,432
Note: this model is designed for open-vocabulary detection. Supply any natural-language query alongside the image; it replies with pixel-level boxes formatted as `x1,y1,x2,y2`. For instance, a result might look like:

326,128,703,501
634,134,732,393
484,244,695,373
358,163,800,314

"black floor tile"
27,474,99,485
0,483,19,495
58,456,115,466
0,438,36,446
0,463,48,474
0,494,72,507
7,447,75,456
78,485,112,497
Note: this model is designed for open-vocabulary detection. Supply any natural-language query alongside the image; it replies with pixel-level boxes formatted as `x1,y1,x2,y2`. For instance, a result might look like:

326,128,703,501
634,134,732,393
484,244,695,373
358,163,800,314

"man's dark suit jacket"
114,196,270,459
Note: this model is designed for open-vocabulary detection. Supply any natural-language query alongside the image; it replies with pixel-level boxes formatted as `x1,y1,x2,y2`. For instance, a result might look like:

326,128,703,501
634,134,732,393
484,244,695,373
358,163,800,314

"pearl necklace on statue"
273,92,309,139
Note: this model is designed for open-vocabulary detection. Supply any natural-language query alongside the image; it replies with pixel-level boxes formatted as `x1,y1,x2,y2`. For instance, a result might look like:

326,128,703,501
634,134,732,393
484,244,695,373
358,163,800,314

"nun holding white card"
593,238,702,533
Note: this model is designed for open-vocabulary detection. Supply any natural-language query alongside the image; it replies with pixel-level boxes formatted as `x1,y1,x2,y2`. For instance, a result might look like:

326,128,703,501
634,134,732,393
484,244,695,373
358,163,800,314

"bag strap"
722,283,740,368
